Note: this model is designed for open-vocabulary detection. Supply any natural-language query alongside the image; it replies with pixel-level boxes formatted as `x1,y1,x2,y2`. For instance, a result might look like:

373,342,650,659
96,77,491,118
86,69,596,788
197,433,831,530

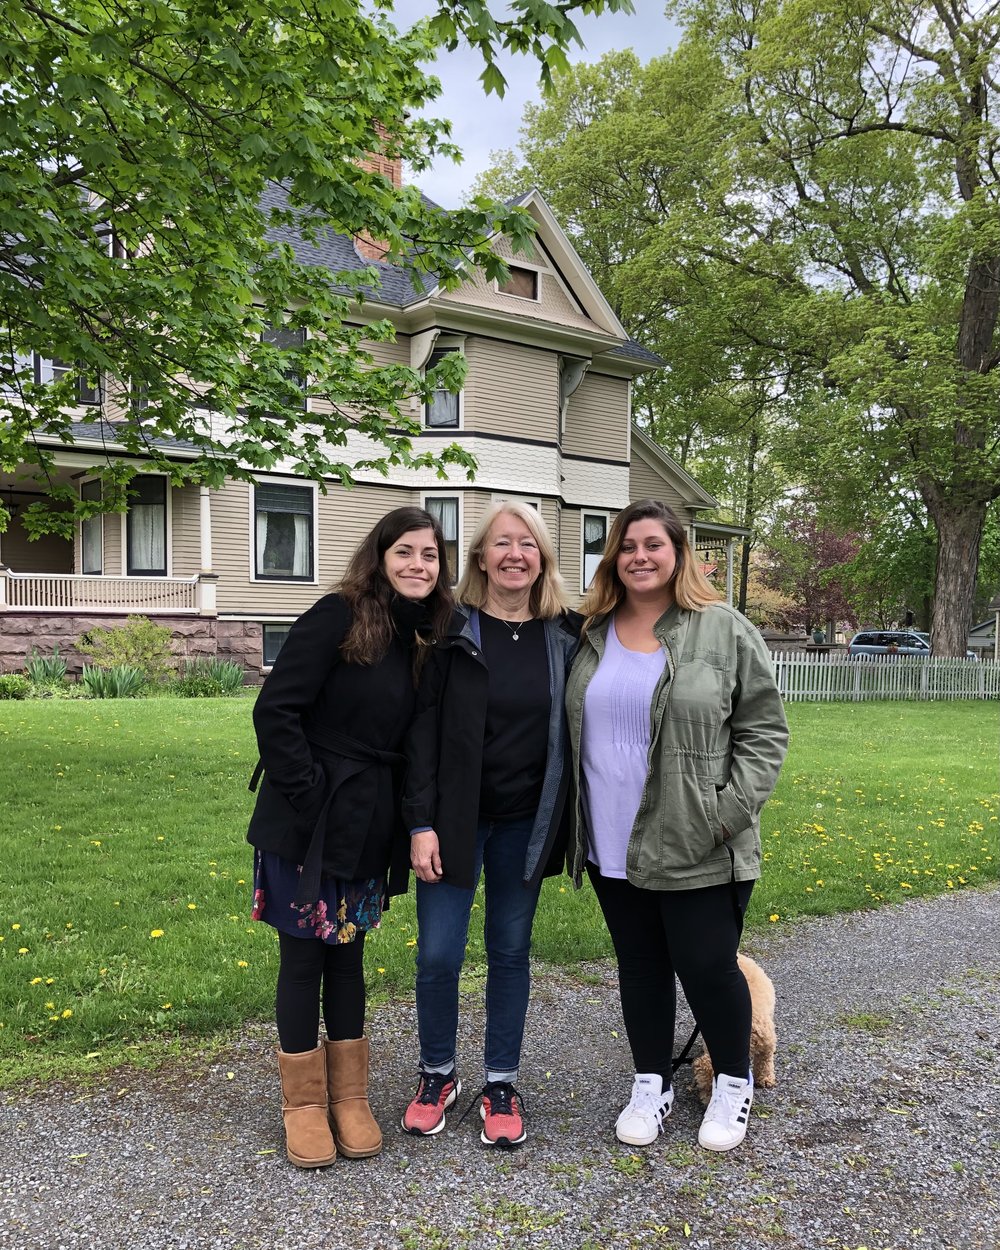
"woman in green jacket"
566,499,788,1154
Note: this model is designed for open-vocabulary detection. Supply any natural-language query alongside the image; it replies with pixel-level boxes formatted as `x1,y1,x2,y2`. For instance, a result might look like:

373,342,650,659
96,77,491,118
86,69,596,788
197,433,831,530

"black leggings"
275,929,367,1053
588,865,754,1086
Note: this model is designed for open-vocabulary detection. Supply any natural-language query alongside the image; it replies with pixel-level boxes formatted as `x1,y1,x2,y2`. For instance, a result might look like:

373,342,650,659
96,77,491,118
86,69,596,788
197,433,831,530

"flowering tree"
760,514,860,635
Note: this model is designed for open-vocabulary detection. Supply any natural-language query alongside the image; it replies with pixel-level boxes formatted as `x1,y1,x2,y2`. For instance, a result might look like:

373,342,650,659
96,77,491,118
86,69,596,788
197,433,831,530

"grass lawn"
0,697,996,1085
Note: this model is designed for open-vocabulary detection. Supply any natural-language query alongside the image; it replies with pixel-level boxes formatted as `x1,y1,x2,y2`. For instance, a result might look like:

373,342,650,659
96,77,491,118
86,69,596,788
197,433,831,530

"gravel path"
3,888,998,1250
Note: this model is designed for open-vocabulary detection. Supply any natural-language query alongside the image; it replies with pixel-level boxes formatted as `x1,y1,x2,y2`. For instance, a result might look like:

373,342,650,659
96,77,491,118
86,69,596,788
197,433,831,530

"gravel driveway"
3,887,998,1250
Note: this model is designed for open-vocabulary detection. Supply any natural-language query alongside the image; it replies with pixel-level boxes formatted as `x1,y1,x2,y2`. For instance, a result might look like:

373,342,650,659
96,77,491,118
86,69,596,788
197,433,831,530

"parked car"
847,630,978,659
847,630,930,657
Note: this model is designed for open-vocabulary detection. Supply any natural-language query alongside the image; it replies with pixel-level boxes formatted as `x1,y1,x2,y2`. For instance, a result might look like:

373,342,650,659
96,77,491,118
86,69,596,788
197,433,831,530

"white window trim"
79,477,104,576
261,619,296,670
421,491,463,584
423,337,465,431
249,477,319,585
118,472,172,577
493,262,543,302
581,509,611,594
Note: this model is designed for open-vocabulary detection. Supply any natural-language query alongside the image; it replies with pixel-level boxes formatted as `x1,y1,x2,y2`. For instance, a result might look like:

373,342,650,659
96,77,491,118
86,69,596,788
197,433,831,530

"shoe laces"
416,1070,453,1106
459,1081,526,1124
626,1082,671,1125
706,1078,750,1126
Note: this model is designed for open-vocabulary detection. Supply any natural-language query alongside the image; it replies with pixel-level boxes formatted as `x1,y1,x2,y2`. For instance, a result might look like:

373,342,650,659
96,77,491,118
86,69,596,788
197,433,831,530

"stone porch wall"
0,614,265,683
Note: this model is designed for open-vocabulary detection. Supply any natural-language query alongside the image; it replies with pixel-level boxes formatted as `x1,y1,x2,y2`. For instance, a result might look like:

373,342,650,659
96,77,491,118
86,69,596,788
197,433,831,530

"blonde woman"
566,499,787,1154
401,502,580,1147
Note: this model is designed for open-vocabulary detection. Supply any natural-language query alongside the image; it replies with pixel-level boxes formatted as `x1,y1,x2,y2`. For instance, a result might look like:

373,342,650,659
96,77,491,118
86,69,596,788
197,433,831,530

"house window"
424,347,460,429
255,483,314,580
80,479,103,575
498,265,539,300
1,349,33,395
35,356,101,404
263,324,307,409
582,512,608,591
262,623,292,667
424,495,459,583
126,475,167,576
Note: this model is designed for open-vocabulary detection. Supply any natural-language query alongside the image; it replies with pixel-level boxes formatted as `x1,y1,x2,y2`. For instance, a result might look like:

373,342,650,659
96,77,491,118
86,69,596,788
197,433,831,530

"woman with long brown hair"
246,506,452,1168
566,499,787,1154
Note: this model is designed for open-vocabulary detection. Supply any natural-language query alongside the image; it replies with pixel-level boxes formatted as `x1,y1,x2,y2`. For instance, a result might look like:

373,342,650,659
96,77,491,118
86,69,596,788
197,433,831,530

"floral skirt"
251,849,386,945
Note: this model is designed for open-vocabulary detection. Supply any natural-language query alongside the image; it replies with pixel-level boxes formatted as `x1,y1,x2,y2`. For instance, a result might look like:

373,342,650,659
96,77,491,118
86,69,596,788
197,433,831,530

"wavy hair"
338,506,454,666
456,501,569,620
581,499,720,629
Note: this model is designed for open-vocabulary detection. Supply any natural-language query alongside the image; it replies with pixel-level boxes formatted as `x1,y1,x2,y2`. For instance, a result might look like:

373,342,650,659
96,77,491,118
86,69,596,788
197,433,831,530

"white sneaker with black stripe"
698,1073,753,1152
615,1073,674,1146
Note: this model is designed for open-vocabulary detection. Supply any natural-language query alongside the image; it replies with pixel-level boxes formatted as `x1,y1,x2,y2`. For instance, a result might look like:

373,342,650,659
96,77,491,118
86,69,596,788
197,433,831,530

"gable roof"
631,425,718,511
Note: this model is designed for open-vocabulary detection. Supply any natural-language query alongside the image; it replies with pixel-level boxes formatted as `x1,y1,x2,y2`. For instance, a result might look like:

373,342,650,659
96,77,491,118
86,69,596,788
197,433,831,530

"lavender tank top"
580,616,666,878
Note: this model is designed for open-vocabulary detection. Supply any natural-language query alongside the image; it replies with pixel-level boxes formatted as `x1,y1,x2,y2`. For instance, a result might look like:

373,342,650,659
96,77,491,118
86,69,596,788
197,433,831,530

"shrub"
0,674,31,700
175,657,245,697
75,616,175,684
80,664,147,699
25,647,68,685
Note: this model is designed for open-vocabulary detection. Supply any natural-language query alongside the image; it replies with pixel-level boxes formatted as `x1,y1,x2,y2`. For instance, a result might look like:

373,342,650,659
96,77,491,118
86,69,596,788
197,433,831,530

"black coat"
246,593,423,903
403,606,582,890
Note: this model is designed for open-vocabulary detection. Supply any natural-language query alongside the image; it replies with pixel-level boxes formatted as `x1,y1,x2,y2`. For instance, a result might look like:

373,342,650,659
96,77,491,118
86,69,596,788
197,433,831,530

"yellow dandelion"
406,939,417,948
17,947,28,954
187,903,197,910
377,967,386,975
45,1001,55,1009
150,929,164,939
161,1003,172,1010
769,914,780,923
61,1008,73,1019
30,977,42,985
237,960,249,968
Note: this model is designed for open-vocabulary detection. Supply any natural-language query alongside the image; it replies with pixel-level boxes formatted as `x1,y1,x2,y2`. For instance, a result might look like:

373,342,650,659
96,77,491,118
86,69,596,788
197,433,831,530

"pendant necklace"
501,618,528,642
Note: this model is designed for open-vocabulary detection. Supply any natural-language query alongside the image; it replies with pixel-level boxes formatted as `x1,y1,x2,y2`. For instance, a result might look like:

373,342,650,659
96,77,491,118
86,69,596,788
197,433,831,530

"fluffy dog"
691,952,777,1104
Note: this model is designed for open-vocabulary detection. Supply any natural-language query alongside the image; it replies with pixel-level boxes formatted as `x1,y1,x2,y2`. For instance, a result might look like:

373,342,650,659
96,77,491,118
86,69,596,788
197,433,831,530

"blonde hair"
581,499,720,629
457,501,569,620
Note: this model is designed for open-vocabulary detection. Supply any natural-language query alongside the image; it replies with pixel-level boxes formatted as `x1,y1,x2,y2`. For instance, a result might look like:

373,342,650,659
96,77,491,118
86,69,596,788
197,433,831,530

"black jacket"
403,605,582,890
246,593,424,903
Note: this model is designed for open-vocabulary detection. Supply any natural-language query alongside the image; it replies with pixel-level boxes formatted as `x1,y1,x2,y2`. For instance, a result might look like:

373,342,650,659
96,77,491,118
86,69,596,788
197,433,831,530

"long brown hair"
581,499,720,630
339,506,454,665
456,501,569,619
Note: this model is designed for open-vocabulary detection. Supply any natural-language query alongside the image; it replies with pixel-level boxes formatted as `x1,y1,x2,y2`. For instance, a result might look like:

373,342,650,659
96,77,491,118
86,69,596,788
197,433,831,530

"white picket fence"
770,650,1000,702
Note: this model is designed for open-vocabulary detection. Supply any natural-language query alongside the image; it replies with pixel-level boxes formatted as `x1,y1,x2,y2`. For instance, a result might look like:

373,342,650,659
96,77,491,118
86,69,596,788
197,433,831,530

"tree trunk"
927,502,986,656
737,420,760,615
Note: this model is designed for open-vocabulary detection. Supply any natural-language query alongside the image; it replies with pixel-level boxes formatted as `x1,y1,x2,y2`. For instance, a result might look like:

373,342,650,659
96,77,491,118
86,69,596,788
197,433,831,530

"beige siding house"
0,187,731,678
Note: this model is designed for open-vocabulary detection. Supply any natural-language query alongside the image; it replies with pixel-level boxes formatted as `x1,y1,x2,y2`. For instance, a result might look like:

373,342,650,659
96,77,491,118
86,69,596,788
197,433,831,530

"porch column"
0,563,8,611
726,537,735,606
199,486,213,574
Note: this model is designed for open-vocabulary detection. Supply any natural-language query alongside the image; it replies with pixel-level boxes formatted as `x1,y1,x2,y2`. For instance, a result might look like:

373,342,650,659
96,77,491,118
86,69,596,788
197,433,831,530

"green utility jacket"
566,602,789,892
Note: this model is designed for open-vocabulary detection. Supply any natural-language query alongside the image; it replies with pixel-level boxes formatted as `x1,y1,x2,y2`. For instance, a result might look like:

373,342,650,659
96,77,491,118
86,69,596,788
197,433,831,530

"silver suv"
847,630,930,657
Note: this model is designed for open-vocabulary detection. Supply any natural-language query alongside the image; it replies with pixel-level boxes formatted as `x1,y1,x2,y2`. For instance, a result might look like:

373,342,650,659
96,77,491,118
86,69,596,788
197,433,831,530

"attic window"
498,266,538,300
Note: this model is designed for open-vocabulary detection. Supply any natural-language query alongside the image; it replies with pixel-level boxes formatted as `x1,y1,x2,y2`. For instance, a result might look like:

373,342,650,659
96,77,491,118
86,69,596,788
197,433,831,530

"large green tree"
479,2,1000,656
0,0,630,536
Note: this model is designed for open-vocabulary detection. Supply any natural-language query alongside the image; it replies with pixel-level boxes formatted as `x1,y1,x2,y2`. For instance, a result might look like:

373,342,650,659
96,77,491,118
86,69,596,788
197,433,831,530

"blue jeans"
415,816,542,1084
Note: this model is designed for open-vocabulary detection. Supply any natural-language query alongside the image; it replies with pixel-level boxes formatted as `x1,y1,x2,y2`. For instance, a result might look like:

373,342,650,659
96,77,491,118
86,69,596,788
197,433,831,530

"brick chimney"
356,123,403,262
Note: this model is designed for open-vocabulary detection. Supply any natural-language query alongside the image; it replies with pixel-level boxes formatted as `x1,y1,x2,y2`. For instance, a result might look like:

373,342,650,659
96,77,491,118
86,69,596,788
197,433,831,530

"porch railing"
1,571,201,615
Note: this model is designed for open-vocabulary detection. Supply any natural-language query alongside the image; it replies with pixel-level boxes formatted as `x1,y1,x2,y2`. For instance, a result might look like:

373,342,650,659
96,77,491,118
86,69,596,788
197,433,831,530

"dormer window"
498,265,539,301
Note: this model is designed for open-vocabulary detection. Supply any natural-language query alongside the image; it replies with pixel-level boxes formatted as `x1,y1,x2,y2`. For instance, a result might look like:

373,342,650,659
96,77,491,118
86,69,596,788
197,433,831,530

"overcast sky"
390,0,681,206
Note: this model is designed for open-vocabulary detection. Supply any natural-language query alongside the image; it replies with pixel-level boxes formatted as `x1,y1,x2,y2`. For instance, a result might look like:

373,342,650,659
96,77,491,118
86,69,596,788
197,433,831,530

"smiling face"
382,527,441,600
478,511,542,598
616,518,678,605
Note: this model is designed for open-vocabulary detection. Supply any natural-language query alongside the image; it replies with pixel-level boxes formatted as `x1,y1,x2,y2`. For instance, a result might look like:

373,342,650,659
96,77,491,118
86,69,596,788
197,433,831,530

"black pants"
275,929,367,1053
587,865,753,1086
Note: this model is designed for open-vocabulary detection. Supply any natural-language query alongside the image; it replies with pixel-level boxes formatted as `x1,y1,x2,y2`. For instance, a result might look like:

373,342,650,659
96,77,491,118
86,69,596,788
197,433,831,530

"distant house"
1,175,734,679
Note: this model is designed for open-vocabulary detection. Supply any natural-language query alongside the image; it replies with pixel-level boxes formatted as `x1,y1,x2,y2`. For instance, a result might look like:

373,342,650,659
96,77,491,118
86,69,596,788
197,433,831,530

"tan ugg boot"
277,1046,337,1168
325,1037,383,1158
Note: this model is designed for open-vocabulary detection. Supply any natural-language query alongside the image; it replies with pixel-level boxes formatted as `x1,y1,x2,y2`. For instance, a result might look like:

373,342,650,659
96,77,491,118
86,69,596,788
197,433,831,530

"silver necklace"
500,617,528,642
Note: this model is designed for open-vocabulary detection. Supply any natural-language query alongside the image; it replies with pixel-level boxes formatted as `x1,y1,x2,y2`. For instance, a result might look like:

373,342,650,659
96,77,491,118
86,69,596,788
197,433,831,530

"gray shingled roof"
259,182,439,308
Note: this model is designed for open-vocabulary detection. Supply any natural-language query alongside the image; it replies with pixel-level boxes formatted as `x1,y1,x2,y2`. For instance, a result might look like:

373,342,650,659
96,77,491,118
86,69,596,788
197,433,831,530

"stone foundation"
0,613,264,683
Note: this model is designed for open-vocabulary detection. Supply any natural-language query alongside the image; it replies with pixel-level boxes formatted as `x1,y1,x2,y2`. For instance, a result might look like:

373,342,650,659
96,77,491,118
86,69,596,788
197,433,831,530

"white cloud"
390,1,681,206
